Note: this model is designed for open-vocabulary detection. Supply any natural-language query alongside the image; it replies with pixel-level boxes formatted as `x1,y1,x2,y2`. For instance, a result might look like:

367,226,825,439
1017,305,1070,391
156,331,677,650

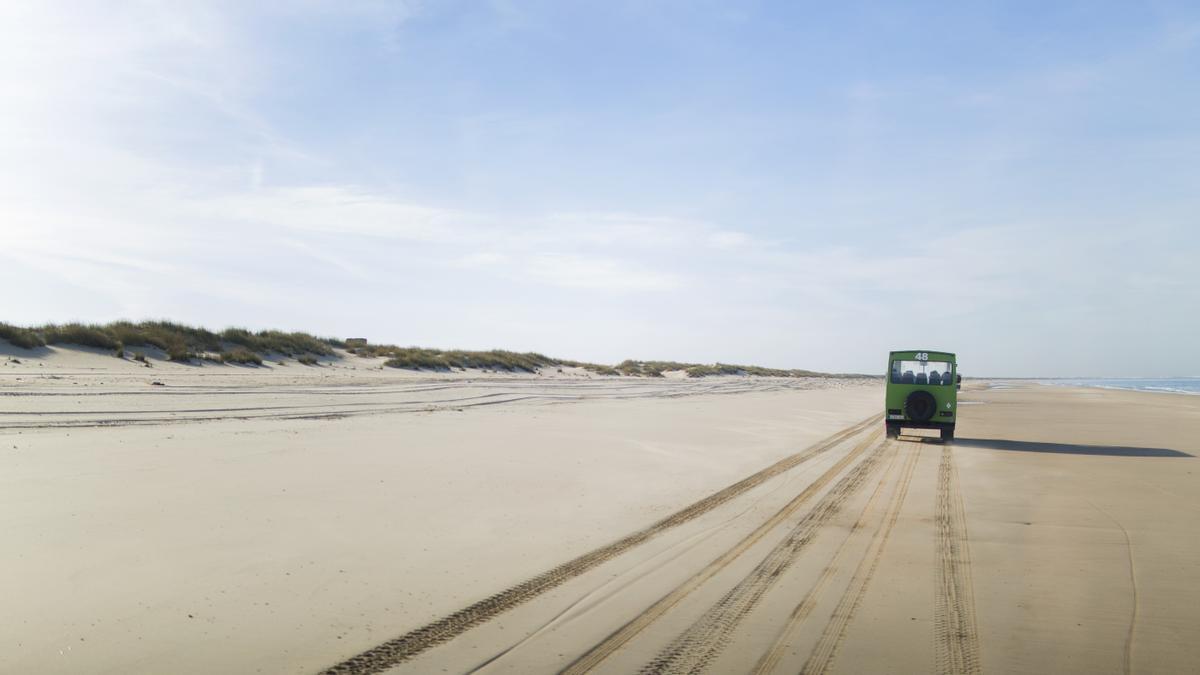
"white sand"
0,345,879,673
7,346,1198,674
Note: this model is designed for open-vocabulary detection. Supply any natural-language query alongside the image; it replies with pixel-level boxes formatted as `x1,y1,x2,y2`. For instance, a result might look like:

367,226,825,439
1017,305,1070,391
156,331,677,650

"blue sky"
2,1,1197,376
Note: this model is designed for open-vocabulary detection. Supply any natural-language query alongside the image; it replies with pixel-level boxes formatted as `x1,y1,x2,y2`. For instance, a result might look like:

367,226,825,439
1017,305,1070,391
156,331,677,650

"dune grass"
0,321,337,361
682,363,843,378
574,362,619,376
0,323,45,349
613,359,868,379
40,323,121,350
379,348,557,372
0,320,872,378
367,346,636,375
220,328,337,356
616,360,698,377
219,349,264,366
348,341,865,378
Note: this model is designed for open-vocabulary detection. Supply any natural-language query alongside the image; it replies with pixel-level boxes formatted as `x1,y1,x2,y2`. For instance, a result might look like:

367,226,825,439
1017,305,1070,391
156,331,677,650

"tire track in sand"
747,440,904,675
561,428,884,675
795,439,921,674
635,434,891,675
1088,499,1138,675
320,415,880,674
2,380,820,430
933,444,982,675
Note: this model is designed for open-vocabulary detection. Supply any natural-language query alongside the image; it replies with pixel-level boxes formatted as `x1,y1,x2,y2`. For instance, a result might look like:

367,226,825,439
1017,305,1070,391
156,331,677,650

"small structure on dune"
345,338,368,348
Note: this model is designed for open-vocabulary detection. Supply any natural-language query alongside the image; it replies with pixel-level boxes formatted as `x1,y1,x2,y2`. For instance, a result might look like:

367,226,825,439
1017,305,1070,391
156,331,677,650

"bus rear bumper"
885,420,955,440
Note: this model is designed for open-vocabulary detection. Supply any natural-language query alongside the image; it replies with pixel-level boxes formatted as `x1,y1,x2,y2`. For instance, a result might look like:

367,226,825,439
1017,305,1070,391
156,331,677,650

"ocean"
1042,378,1200,395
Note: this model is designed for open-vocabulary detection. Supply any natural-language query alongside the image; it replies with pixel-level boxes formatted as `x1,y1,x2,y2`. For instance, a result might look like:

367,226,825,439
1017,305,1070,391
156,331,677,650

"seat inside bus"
929,370,940,383
915,372,927,385
902,370,914,384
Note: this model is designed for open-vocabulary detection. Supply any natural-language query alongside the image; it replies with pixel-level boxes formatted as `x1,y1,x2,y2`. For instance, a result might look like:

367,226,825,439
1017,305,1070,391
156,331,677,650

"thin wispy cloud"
1,1,1197,375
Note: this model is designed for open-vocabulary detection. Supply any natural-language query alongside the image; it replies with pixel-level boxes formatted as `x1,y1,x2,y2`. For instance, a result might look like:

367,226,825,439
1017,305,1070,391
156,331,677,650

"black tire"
940,426,955,442
904,390,936,422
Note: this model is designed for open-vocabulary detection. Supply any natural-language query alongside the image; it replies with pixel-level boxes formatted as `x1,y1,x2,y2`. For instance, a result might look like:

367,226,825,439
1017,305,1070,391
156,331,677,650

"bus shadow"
953,438,1192,458
897,435,948,445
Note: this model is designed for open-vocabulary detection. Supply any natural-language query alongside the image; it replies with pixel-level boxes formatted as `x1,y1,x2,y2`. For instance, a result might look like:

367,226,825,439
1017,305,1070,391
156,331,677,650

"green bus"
885,350,959,441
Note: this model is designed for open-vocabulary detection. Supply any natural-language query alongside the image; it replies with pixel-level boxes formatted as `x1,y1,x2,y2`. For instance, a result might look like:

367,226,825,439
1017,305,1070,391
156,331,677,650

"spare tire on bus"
905,390,936,422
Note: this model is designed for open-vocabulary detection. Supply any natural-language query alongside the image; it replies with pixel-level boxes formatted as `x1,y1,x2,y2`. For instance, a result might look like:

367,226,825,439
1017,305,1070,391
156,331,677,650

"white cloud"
526,254,685,292
213,186,482,243
707,231,749,248
1,2,1196,375
535,212,706,248
454,251,509,268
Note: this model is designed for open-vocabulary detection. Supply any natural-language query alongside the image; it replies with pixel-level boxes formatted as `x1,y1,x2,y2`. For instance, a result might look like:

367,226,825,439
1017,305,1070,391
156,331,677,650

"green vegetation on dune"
220,328,337,356
0,321,338,361
372,351,866,378
354,343,619,375
0,323,46,349
41,323,121,350
219,349,264,365
378,348,557,372
554,359,620,376
0,320,874,378
617,360,697,377
684,363,825,378
614,359,855,379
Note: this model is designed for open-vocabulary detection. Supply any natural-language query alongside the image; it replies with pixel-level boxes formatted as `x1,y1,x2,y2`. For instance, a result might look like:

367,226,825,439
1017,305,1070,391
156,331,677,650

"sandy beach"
3,347,1198,674
7,1,1196,672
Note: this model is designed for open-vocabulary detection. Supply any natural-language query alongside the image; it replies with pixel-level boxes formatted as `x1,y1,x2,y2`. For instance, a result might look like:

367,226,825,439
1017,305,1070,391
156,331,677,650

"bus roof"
889,349,956,359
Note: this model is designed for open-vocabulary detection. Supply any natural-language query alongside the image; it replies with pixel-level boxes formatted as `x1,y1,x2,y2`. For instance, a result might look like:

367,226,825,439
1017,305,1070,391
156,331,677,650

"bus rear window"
891,360,953,385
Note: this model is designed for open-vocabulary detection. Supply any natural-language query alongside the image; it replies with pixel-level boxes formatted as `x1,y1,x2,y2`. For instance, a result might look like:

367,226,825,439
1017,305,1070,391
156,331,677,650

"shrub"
686,364,745,377
617,359,643,376
0,323,45,349
168,349,194,363
220,349,262,365
0,321,336,360
0,320,868,378
107,322,143,349
41,323,119,349
383,351,449,370
603,359,700,377
378,348,560,372
641,361,696,373
682,362,829,378
119,321,220,353
221,328,336,356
